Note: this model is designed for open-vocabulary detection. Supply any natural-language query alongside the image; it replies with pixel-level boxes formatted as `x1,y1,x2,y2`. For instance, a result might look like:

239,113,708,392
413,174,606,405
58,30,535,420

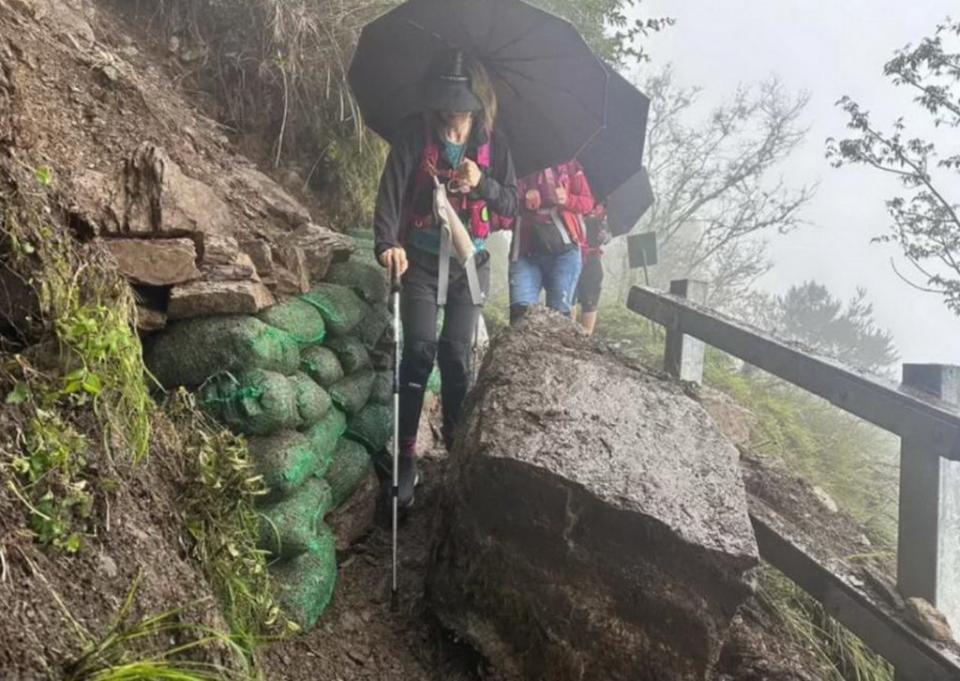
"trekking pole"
390,264,401,612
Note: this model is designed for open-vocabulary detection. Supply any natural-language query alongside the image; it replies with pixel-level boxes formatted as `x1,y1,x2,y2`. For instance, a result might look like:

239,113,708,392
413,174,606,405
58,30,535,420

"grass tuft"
758,568,893,681
64,572,251,681
164,390,289,655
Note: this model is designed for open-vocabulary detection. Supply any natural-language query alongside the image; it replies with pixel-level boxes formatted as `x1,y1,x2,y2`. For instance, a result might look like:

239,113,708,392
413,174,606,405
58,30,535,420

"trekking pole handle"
390,263,402,294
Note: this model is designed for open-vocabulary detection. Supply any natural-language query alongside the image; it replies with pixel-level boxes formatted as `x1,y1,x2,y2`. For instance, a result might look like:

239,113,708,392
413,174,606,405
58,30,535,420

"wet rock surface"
428,308,759,681
102,237,200,286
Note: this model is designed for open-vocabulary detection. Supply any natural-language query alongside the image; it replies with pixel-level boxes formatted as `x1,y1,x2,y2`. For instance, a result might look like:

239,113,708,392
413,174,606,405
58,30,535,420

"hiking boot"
398,452,419,509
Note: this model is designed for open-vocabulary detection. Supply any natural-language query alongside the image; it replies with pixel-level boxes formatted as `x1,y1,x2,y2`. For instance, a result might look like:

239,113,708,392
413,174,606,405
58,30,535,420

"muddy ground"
262,438,504,681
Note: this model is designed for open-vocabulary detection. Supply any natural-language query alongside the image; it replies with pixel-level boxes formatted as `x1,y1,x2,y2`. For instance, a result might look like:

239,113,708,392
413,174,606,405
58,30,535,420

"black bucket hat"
422,49,482,113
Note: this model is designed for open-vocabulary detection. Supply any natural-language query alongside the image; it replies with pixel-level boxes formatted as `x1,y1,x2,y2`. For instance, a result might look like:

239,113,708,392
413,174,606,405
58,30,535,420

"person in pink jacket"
508,159,595,323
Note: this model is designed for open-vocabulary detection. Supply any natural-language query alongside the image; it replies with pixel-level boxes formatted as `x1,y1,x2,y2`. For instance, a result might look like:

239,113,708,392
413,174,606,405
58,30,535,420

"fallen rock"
291,223,353,275
102,237,200,286
124,143,233,237
166,280,275,320
199,234,259,281
240,238,273,276
428,309,759,681
271,244,311,295
135,306,167,333
905,597,955,643
69,169,124,234
811,486,839,514
230,166,311,228
699,387,756,450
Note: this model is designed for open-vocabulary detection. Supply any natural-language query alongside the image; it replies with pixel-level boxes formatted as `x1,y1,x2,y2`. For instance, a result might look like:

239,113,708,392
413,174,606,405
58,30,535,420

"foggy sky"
632,0,960,366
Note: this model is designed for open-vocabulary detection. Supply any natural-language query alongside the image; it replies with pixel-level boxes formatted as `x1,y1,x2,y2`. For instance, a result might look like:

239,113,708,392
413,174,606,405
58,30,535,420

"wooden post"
663,279,707,384
897,365,960,639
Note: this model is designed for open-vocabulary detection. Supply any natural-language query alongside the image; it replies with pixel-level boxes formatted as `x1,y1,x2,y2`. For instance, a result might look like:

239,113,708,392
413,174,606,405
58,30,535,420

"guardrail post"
663,279,707,384
897,364,960,638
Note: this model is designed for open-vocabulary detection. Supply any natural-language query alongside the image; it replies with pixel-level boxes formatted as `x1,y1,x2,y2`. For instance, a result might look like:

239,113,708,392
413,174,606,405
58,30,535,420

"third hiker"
508,159,595,323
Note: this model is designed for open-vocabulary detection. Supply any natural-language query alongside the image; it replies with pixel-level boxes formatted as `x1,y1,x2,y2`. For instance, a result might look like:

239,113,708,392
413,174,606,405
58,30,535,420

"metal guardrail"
627,281,960,680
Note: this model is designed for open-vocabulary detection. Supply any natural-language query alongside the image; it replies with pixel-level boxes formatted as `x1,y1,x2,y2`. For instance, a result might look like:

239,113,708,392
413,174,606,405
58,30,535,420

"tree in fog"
605,68,815,308
529,0,673,64
828,18,960,315
743,281,899,373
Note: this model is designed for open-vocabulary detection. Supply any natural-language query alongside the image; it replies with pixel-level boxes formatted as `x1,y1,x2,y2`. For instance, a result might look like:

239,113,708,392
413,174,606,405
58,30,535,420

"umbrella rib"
492,63,605,122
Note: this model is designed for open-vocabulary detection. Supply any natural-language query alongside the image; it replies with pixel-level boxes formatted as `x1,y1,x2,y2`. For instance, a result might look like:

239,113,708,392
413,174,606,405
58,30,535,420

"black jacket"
373,115,519,258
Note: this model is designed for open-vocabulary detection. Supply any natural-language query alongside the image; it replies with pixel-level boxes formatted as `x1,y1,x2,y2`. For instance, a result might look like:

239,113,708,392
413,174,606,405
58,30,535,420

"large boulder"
427,309,759,681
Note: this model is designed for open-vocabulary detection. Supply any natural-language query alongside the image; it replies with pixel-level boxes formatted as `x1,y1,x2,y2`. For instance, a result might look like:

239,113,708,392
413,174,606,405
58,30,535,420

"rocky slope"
0,0,351,336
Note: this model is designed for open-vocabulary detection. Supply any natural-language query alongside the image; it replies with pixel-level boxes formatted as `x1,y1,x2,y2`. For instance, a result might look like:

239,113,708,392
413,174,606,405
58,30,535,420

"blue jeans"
509,246,583,315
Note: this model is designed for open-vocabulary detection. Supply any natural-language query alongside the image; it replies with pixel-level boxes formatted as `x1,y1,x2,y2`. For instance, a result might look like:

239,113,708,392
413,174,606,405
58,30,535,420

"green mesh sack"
257,299,326,345
325,438,373,508
270,525,337,630
300,283,369,336
257,478,333,559
145,316,300,388
346,403,393,453
306,408,347,478
354,304,392,350
324,260,389,304
325,336,371,374
328,371,375,415
289,372,331,428
200,370,299,435
247,430,319,498
300,346,344,388
370,371,393,405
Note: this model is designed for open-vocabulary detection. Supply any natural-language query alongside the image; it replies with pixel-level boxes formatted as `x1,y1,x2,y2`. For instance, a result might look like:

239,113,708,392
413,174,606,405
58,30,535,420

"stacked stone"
67,143,353,332
144,253,396,631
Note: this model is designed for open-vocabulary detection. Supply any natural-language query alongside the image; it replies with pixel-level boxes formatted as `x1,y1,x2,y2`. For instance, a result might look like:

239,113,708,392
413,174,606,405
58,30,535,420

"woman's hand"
378,246,409,279
525,188,542,211
553,186,568,206
456,159,483,192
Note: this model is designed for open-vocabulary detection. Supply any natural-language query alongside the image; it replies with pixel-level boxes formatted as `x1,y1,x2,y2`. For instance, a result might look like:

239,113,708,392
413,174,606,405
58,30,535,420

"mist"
631,0,960,365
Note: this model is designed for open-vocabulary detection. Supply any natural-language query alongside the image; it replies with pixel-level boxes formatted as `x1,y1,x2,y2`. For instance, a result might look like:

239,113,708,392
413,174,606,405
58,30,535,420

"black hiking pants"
398,247,490,453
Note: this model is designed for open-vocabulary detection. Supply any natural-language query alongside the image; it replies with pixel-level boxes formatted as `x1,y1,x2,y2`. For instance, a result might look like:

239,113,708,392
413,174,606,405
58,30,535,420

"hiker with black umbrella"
370,49,517,508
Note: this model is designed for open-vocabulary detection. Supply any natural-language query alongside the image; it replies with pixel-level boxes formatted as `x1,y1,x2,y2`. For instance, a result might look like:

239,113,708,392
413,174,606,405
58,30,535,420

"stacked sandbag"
271,524,338,630
143,240,391,630
145,315,300,388
257,478,333,558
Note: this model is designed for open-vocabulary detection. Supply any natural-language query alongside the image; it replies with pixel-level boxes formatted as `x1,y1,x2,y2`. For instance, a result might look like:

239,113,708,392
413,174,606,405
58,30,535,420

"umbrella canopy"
577,64,650,200
606,166,655,237
348,0,608,177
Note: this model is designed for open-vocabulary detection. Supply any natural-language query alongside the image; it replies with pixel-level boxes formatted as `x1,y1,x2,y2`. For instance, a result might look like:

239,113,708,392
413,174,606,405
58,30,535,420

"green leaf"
35,166,53,186
64,533,83,553
5,383,29,404
81,372,103,396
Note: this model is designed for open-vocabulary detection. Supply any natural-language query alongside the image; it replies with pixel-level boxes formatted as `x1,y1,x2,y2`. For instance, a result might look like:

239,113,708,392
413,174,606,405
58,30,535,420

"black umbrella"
577,64,650,201
606,166,655,237
348,0,608,177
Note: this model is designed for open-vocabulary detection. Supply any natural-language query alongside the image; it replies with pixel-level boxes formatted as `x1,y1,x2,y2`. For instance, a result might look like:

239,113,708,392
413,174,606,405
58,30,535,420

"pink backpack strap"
476,137,491,169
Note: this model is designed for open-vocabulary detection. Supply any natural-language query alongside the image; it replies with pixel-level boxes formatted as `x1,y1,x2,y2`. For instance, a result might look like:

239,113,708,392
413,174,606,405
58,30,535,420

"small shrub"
165,391,289,654
1,170,152,552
